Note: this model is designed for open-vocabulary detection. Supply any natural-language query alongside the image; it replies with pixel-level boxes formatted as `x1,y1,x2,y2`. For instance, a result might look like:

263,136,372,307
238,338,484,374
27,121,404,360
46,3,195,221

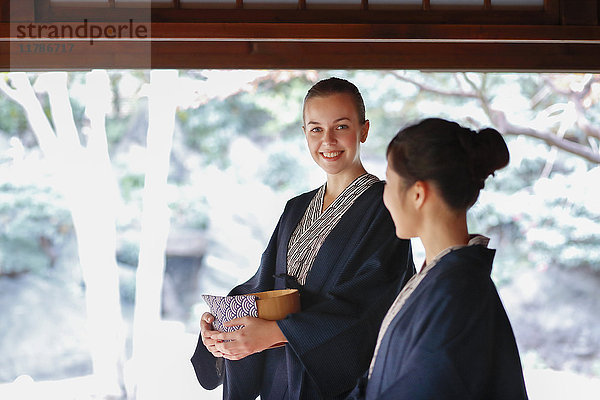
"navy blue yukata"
191,181,415,400
351,244,528,400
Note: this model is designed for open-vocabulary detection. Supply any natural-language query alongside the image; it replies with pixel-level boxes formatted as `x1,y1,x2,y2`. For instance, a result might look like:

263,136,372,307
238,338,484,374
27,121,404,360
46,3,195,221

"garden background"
1,70,599,399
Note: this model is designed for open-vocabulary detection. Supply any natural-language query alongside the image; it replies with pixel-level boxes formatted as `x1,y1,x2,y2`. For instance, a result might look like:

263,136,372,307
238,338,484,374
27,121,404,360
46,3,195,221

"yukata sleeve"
189,203,287,391
277,205,414,398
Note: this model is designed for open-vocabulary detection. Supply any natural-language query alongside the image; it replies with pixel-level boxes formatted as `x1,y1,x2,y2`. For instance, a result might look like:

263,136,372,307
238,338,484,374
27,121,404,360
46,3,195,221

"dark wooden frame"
31,0,560,25
1,0,599,71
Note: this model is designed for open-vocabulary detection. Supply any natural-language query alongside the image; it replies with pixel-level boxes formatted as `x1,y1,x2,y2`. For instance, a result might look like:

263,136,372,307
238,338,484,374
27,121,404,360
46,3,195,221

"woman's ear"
360,120,370,143
412,180,428,210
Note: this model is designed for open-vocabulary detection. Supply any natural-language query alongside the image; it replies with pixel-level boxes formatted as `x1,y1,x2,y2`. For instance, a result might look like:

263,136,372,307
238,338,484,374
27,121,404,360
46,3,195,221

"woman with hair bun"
351,118,528,399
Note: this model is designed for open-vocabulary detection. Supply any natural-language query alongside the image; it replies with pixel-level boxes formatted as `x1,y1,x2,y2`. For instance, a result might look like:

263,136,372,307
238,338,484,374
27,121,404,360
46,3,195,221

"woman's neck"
323,164,367,210
420,210,470,266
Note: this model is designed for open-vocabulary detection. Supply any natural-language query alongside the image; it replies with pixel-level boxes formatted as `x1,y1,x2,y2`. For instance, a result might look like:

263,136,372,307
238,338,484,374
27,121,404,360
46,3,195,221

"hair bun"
470,127,509,181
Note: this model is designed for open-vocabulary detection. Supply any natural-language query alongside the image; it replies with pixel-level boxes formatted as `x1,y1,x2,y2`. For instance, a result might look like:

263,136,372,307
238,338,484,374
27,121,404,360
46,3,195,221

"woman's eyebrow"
307,117,350,126
334,117,351,123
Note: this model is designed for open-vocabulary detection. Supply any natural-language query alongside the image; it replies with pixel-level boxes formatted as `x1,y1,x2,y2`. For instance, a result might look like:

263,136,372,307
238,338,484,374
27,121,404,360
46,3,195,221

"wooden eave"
1,0,600,71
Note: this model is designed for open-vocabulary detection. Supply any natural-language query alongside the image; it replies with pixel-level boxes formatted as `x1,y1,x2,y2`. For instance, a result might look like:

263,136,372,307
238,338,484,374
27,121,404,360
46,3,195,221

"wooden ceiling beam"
1,0,599,71
560,0,598,26
2,22,600,42
25,8,559,25
146,22,600,42
154,41,600,71
3,40,600,71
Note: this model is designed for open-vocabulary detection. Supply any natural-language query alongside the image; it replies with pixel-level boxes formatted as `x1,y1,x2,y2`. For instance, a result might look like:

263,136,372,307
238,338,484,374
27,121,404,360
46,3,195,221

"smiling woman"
190,77,415,400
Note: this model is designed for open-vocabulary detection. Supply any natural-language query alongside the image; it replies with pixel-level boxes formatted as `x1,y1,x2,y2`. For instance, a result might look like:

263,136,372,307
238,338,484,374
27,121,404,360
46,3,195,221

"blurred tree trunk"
128,70,179,399
0,71,125,397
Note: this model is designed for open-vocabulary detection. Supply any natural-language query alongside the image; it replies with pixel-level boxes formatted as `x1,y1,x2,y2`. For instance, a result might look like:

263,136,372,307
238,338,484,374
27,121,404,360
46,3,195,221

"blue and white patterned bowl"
202,293,259,332
202,289,300,333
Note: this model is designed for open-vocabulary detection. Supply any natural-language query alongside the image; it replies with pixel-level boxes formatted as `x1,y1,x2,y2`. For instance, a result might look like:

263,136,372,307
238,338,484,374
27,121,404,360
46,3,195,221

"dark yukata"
351,239,528,400
191,176,415,399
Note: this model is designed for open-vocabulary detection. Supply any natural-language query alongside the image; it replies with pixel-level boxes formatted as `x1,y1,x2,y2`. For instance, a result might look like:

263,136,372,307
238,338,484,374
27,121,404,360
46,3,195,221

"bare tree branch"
392,72,600,164
577,74,596,100
575,112,600,141
490,109,600,164
461,72,495,117
540,74,600,140
34,72,80,150
568,82,600,141
481,86,599,163
540,75,571,96
460,72,481,95
390,71,479,99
